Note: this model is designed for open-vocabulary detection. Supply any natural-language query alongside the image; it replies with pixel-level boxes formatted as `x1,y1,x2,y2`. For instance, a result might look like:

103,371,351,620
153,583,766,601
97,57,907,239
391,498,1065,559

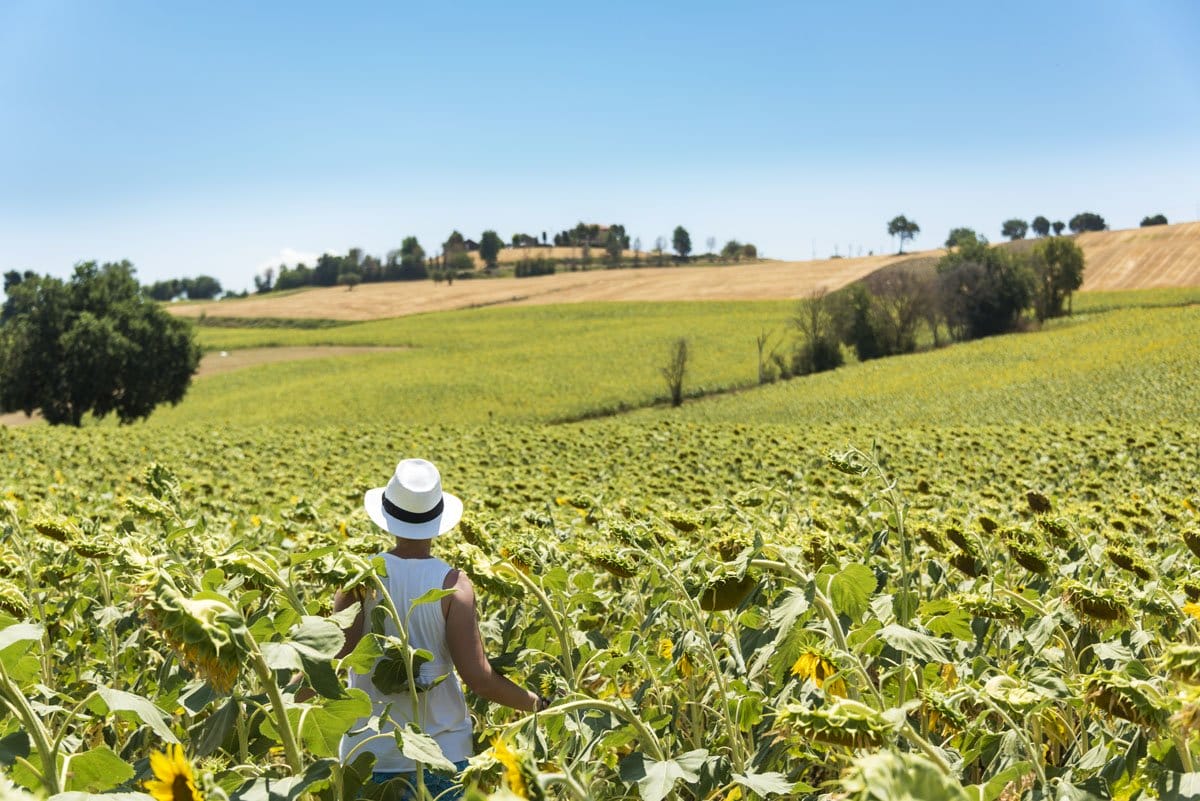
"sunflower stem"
0,662,60,794
245,635,305,773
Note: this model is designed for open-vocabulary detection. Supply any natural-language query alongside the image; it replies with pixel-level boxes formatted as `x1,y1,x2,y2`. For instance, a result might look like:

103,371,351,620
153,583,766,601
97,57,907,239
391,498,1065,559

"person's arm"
334,586,367,660
443,569,544,712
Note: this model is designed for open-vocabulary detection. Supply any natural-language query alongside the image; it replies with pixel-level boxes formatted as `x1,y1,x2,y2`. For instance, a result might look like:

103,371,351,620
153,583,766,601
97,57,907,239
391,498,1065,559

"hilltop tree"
254,267,275,294
443,230,467,255
1069,212,1107,233
1031,237,1085,321
1031,216,1051,237
398,236,427,280
673,226,692,262
721,240,743,261
184,275,223,300
0,261,201,426
1001,219,1029,241
887,215,920,254
604,225,627,266
945,228,981,249
654,236,666,267
1141,214,1168,227
479,230,503,270
1052,221,1066,236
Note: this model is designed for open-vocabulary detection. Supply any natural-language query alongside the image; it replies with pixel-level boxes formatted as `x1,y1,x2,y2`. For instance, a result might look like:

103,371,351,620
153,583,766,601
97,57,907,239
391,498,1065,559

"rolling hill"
170,222,1200,322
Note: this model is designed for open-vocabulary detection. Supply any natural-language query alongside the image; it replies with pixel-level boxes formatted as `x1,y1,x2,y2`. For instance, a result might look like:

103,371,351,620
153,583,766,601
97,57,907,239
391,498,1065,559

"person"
335,458,550,798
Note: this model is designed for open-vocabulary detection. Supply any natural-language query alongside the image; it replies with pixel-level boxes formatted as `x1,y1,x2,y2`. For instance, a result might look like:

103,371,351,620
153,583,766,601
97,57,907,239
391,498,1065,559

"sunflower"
790,649,847,697
145,744,203,801
491,737,542,800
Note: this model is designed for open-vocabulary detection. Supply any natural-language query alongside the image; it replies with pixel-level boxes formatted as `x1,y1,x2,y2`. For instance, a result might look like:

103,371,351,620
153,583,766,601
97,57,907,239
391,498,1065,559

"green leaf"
829,564,875,619
0,731,30,766
328,601,360,630
259,642,303,671
194,697,240,757
973,761,1034,801
95,687,178,744
397,724,455,771
1156,771,1200,800
340,631,384,674
300,690,372,758
289,616,345,660
732,770,796,796
0,622,43,652
409,587,456,610
63,746,134,793
925,606,975,642
878,624,952,663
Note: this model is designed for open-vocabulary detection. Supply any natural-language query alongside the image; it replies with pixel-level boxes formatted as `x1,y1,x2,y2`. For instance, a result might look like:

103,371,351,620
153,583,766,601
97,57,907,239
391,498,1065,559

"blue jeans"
372,759,469,800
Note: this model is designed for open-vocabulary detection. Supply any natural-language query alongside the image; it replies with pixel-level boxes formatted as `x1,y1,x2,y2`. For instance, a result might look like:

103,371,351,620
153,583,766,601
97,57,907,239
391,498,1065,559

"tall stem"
0,663,60,794
245,635,304,773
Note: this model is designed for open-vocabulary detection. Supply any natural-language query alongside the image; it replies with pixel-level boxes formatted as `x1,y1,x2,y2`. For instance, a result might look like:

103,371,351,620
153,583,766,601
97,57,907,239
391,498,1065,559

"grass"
148,287,1198,431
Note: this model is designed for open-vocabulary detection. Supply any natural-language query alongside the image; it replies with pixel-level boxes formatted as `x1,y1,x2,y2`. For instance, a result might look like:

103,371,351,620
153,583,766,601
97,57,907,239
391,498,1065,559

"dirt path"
0,346,403,427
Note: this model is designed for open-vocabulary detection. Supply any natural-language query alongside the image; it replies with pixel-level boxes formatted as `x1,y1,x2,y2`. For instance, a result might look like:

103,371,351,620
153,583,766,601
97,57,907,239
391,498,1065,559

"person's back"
336,458,551,797
339,553,472,772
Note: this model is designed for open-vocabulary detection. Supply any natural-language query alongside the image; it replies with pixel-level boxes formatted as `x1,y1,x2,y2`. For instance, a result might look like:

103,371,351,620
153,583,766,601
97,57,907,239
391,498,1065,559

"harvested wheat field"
170,222,1200,322
1076,221,1200,290
170,253,904,322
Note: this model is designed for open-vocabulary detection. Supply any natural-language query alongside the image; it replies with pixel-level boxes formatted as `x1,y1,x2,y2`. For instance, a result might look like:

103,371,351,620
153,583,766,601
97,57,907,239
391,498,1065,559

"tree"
721,240,743,262
313,254,341,286
254,267,275,294
1031,237,1085,321
654,236,666,267
935,239,1035,340
0,261,200,426
1068,212,1106,233
397,237,426,280
672,226,692,262
945,228,980,249
144,279,183,301
479,230,503,270
1031,216,1051,237
661,338,688,407
604,227,624,266
1141,214,1168,227
184,275,222,300
792,290,844,375
338,272,361,291
887,215,920,254
443,230,466,256
1000,219,1028,241
741,243,758,260
1052,221,1066,236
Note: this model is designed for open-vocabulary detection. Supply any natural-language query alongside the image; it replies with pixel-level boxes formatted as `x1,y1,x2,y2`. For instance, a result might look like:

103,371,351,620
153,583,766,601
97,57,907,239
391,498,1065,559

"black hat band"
381,495,444,525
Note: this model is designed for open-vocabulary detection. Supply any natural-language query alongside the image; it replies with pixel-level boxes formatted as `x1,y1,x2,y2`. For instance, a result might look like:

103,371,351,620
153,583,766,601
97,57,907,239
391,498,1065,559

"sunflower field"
2,291,1200,800
1,410,1199,801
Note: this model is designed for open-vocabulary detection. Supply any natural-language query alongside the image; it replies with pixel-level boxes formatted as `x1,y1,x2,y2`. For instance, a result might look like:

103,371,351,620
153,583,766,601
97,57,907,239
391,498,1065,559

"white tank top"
339,554,473,772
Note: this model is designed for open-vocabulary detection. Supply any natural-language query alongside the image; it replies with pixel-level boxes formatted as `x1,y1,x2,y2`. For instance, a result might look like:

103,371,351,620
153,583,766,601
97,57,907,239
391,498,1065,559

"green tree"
0,261,200,426
1031,216,1051,237
446,251,474,282
944,228,980,249
1052,221,1065,236
672,226,692,262
479,230,503,270
1068,212,1106,233
144,279,183,301
721,240,743,262
1031,237,1085,321
1000,219,1028,241
399,237,427,280
935,240,1035,340
887,215,920,254
337,272,361,291
313,254,342,286
183,275,222,300
1141,214,1168,227
741,243,758,260
443,230,466,255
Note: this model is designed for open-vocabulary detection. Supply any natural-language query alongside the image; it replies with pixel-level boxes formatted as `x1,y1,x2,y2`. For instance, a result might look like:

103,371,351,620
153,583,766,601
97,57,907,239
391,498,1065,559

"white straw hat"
363,459,463,540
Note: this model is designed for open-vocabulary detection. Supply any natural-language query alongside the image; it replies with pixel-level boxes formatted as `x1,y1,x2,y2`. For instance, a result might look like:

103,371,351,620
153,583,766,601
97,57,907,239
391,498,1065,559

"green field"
2,287,1199,799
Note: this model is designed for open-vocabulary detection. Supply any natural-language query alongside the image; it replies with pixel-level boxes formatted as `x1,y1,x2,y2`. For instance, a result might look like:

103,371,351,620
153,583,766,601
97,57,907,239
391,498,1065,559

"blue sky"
2,1,1198,292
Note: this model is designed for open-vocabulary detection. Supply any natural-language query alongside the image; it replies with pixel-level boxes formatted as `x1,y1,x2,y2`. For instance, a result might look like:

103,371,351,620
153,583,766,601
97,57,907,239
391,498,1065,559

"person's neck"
388,538,433,559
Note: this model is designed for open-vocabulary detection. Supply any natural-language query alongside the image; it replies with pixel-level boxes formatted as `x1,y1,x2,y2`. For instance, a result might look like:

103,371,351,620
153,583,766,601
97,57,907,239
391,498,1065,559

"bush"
791,336,844,376
514,258,556,278
1140,214,1168,227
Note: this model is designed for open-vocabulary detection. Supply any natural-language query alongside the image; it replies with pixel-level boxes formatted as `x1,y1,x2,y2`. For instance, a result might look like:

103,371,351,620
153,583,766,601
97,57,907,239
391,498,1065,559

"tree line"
763,233,1086,383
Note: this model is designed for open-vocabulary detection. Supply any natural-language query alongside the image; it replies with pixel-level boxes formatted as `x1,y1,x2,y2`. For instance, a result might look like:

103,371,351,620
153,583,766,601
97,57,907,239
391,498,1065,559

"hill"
169,253,904,322
171,222,1200,322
